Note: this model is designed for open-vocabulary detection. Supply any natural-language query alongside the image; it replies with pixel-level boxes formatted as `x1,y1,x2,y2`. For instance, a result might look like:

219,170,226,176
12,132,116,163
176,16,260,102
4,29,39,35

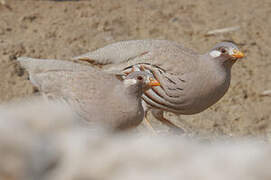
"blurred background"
0,0,270,138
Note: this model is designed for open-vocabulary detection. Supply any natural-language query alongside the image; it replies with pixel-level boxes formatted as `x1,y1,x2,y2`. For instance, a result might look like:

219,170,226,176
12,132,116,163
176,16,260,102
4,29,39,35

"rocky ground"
0,96,270,180
0,0,270,138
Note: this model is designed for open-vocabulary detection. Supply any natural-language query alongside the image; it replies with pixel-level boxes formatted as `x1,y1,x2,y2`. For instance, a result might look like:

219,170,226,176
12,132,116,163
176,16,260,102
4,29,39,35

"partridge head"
208,41,244,67
124,71,161,92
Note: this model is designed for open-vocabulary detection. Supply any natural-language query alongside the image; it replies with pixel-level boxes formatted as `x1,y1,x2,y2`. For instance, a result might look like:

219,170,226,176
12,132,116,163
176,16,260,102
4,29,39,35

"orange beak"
149,78,160,86
232,50,244,59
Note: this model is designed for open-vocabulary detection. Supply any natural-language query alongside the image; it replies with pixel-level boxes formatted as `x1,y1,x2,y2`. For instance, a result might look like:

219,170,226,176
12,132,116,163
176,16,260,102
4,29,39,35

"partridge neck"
126,84,143,97
201,54,234,72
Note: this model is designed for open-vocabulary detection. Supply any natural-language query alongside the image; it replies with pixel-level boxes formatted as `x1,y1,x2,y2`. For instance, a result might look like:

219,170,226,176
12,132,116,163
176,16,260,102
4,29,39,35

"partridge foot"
151,109,185,134
143,113,157,135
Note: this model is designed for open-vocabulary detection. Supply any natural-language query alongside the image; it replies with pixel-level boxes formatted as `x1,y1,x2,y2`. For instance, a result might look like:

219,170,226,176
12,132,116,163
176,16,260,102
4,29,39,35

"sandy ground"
0,0,270,138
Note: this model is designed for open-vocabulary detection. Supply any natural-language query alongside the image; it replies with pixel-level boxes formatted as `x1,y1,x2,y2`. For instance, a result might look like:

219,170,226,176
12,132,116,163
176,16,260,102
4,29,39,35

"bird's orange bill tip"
149,78,160,86
232,51,245,59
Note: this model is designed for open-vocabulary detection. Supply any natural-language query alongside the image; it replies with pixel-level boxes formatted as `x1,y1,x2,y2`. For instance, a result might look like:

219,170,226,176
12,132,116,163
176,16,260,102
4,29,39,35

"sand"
0,0,270,137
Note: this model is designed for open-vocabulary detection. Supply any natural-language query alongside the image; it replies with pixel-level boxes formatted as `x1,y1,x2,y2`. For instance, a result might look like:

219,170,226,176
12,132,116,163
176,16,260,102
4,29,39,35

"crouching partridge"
18,57,160,131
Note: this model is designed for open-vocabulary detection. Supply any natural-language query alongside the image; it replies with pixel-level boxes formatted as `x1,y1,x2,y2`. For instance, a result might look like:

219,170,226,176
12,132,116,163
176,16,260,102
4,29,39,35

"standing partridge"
73,40,244,132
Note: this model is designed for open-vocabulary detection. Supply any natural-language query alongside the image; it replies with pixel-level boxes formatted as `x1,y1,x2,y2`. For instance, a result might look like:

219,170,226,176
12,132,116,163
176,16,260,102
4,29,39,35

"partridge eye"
137,76,143,80
220,48,227,54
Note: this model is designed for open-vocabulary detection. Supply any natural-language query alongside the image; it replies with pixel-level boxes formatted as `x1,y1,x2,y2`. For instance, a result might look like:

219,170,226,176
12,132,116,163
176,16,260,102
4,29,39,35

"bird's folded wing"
71,40,197,75
27,71,67,95
17,57,91,74
71,40,163,65
27,69,111,98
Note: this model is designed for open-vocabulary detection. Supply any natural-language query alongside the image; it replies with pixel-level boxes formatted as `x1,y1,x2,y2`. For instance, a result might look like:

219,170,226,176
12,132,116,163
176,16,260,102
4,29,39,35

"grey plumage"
73,40,244,129
18,57,160,131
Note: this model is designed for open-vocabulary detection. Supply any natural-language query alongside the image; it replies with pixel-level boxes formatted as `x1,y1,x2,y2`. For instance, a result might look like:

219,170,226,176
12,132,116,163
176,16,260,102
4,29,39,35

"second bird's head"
123,71,160,92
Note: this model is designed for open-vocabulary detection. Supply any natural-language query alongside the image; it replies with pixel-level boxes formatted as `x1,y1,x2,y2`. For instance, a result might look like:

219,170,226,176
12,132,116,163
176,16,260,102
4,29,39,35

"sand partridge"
73,40,244,132
18,57,160,131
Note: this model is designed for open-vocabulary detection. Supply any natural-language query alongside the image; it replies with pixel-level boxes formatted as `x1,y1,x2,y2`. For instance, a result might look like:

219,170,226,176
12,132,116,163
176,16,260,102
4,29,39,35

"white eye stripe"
209,50,222,58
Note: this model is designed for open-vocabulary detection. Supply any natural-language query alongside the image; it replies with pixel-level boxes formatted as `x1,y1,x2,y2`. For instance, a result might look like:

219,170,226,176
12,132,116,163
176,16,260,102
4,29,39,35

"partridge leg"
151,109,185,134
143,111,157,135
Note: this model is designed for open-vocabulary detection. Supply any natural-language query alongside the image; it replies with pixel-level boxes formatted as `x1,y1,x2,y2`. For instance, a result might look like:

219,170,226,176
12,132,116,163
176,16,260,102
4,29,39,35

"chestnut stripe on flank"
143,90,185,111
142,95,172,111
144,90,172,108
142,94,184,112
151,86,184,102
